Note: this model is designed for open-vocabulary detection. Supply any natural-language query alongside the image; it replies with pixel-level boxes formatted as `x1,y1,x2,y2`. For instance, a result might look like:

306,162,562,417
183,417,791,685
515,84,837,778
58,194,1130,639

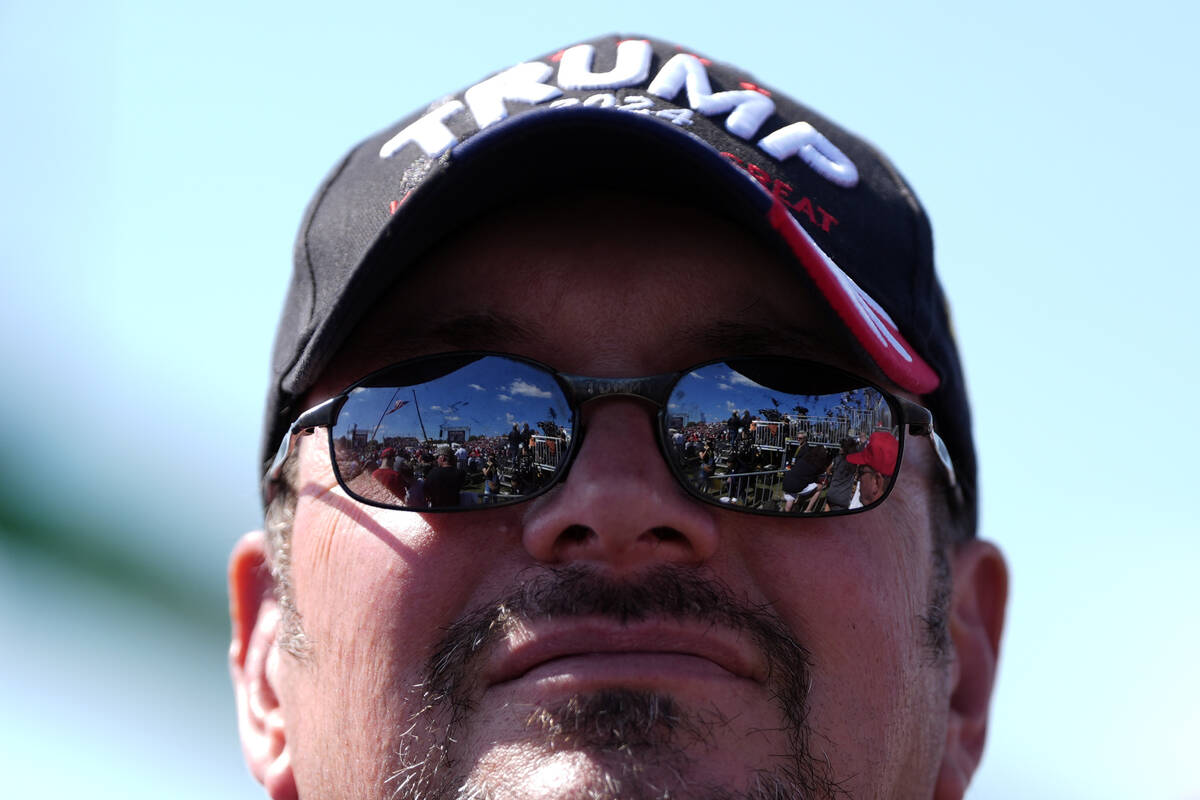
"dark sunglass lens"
330,356,572,510
664,360,899,515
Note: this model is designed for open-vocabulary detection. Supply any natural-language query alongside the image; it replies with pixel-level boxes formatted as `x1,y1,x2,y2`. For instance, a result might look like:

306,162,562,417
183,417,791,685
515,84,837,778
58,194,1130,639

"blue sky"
345,356,570,440
2,1,1197,798
342,358,887,442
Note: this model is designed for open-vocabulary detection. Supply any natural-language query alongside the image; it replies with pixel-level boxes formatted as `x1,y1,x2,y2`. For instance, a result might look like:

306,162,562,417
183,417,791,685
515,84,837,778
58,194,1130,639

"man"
791,430,810,463
694,438,716,492
847,431,901,507
781,443,828,513
424,445,466,508
824,436,862,512
229,34,1007,799
482,454,501,503
509,422,528,468
370,447,405,501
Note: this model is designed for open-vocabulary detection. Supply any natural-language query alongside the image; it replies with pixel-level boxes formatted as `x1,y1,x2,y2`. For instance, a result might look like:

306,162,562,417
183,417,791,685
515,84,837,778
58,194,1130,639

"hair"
263,449,309,659
919,444,975,666
801,444,831,469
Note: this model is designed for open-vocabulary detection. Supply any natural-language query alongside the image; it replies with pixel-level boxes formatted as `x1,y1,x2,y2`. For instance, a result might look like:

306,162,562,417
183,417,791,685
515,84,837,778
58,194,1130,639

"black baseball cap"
264,33,976,533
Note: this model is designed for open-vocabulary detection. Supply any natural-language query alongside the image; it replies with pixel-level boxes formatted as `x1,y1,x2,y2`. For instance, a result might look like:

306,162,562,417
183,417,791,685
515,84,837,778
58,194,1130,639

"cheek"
280,500,529,791
286,503,436,731
730,505,940,780
287,496,531,693
740,522,927,667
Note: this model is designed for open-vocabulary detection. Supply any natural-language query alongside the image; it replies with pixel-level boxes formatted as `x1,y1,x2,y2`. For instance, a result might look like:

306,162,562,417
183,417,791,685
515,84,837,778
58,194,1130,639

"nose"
521,400,720,571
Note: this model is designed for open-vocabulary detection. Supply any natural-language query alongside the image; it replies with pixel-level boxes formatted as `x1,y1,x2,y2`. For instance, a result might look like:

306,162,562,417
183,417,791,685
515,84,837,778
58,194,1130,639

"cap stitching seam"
859,141,928,345
291,149,358,384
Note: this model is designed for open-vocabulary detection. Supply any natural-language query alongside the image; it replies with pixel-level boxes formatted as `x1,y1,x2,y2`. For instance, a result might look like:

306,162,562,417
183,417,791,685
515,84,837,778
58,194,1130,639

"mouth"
483,619,764,691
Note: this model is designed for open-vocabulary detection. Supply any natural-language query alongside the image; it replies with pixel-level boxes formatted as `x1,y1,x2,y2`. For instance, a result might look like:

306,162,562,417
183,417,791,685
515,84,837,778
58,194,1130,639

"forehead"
310,191,872,400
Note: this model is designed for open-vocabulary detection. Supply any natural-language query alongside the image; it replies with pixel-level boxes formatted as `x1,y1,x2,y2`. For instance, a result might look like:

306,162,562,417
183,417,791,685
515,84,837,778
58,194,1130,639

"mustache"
422,564,814,726
392,566,845,800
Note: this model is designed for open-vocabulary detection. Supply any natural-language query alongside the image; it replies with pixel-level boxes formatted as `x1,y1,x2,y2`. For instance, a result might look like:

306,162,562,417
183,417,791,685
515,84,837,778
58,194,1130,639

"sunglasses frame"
264,351,956,516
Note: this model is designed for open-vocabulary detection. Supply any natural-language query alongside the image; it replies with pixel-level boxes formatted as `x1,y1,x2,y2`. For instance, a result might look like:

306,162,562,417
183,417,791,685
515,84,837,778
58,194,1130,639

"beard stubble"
383,564,846,800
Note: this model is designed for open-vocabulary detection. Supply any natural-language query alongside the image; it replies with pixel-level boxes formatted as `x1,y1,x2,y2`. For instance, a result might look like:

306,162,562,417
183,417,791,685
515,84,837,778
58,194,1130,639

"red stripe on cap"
767,198,940,395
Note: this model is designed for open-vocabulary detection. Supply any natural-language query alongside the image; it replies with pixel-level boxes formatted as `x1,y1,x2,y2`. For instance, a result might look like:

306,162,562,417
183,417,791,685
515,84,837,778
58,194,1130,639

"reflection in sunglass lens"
329,356,572,510
663,361,900,514
324,354,906,517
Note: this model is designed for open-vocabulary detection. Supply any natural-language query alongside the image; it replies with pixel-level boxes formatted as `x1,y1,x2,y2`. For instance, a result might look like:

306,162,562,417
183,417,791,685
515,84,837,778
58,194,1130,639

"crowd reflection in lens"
332,413,572,510
666,415,901,513
335,405,901,515
328,356,904,514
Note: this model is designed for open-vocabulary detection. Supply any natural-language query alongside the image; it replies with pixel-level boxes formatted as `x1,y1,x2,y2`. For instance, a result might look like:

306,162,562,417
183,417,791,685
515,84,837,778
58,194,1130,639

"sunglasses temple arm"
928,430,957,489
901,399,957,489
262,396,342,505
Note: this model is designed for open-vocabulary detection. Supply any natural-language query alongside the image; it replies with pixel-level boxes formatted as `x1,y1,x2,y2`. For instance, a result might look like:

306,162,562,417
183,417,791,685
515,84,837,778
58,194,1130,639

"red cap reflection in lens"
845,431,899,477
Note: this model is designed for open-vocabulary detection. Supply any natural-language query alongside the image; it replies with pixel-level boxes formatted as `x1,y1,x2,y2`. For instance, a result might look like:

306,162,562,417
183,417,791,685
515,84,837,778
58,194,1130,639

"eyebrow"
686,319,833,359
370,314,854,372
414,312,541,350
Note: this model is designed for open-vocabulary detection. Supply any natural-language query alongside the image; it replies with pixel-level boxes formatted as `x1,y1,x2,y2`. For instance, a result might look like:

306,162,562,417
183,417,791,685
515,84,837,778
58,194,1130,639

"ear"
229,531,298,800
935,539,1008,800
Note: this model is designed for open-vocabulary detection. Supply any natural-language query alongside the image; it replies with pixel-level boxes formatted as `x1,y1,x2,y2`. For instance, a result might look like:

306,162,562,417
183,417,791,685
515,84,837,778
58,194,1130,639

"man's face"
232,192,1005,800
858,466,888,506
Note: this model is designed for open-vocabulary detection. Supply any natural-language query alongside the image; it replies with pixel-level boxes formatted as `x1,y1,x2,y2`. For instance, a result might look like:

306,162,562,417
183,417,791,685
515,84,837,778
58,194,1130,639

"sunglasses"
266,352,956,517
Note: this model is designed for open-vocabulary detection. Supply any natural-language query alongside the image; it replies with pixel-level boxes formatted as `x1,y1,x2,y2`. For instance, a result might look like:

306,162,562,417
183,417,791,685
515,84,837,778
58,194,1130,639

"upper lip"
483,618,766,686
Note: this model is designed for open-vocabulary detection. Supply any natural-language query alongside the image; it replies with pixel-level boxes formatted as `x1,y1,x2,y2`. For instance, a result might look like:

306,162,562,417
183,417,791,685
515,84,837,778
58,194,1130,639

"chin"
458,747,778,800
430,688,836,800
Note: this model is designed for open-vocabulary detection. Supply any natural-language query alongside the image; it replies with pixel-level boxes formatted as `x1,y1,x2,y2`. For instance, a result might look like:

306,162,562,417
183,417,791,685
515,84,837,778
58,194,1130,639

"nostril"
560,524,592,544
649,526,686,543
